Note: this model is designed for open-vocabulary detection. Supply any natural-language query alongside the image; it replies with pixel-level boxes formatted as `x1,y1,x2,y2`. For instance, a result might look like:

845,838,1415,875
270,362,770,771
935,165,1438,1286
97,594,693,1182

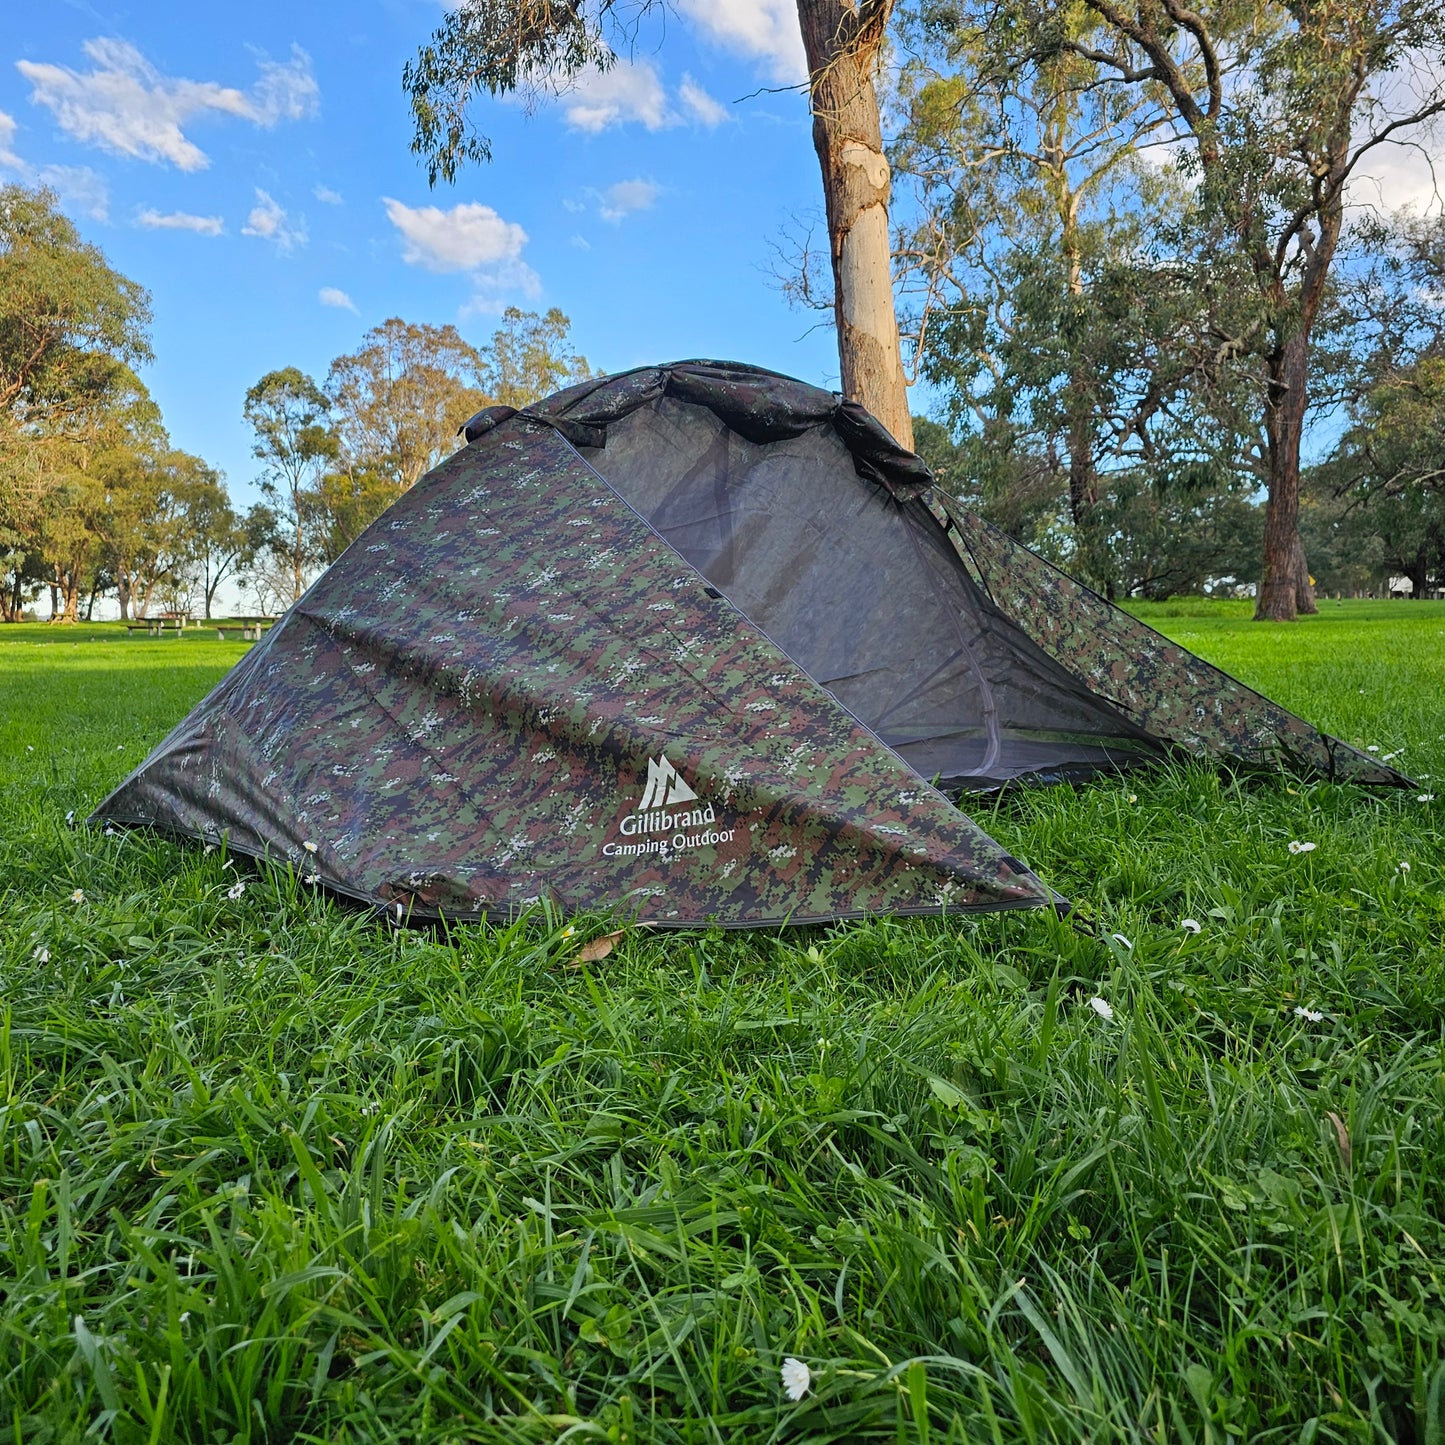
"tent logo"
608,755,737,857
636,755,699,811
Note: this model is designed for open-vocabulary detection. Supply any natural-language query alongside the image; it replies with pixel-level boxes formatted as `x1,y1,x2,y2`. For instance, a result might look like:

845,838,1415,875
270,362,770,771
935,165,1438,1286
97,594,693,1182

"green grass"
2,603,1443,1443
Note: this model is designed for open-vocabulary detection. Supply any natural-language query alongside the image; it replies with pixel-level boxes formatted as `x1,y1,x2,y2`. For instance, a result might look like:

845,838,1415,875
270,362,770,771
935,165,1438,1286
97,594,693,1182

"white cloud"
599,177,660,223
384,196,540,308
314,183,343,205
15,38,318,172
0,108,109,220
241,188,306,251
319,286,358,311
136,207,223,234
458,259,543,314
42,164,110,221
1348,140,1445,216
679,74,728,126
678,0,808,84
570,233,592,250
383,196,527,272
563,59,673,133
0,109,19,168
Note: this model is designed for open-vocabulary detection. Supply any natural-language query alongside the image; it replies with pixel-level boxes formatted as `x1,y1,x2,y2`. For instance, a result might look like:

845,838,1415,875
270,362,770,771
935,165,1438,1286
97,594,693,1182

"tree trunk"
59,569,80,623
1066,389,1110,591
796,0,913,451
293,497,305,605
1255,334,1318,621
117,570,132,621
1400,552,1429,600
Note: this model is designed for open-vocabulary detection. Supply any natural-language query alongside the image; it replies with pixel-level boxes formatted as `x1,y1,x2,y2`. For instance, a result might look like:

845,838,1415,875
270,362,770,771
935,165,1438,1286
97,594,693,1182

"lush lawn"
1,602,1443,1443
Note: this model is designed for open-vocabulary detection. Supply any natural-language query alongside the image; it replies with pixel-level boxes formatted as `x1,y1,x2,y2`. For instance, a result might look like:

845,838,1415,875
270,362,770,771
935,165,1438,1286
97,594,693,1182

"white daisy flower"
70,888,85,904
1398,861,1410,874
1417,794,1435,803
33,946,49,963
226,880,246,900
780,1357,811,1401
1088,996,1114,1021
1292,1006,1324,1023
1287,841,1316,854
303,841,318,853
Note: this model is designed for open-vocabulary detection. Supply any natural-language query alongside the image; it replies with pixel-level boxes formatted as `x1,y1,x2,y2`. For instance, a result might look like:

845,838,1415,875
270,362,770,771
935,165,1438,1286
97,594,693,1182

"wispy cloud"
241,188,306,252
0,110,19,169
319,286,357,312
383,196,540,308
0,107,109,220
598,177,660,223
314,183,343,205
136,206,223,234
15,38,318,172
678,0,807,84
678,74,728,126
562,59,673,133
551,59,728,135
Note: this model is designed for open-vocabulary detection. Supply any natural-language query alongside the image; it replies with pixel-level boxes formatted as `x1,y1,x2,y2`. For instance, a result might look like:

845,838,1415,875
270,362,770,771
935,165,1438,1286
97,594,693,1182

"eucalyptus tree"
243,368,338,607
1033,0,1445,619
327,317,488,489
168,457,254,621
483,306,594,408
898,4,1173,589
1315,350,1445,597
894,2,1262,593
404,1,916,446
0,183,150,620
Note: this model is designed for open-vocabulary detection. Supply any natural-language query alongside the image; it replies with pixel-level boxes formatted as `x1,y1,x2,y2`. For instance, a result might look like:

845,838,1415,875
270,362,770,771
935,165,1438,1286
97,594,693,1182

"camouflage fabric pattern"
932,501,1412,787
94,415,1053,926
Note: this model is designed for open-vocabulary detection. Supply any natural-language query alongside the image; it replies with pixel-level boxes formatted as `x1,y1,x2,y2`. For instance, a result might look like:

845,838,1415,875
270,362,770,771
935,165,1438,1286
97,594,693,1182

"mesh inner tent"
578,396,1164,787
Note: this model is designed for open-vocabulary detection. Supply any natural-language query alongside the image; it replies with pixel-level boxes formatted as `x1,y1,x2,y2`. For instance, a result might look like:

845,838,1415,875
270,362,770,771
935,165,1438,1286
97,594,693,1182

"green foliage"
2,605,1443,1438
897,6,1262,598
484,305,595,410
327,318,489,490
404,2,638,185
243,368,339,609
0,183,151,432
0,185,156,621
1309,352,1445,597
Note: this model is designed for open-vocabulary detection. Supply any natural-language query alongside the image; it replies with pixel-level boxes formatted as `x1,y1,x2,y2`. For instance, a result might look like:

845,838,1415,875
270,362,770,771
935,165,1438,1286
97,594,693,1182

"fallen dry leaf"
572,930,625,965
1325,1110,1352,1169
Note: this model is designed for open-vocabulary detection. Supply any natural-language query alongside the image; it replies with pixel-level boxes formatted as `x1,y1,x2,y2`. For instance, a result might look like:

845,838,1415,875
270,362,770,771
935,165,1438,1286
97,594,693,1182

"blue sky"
1,0,845,506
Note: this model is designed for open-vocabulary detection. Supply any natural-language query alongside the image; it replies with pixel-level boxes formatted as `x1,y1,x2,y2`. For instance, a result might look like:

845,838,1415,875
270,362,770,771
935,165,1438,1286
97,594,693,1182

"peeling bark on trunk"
796,0,913,451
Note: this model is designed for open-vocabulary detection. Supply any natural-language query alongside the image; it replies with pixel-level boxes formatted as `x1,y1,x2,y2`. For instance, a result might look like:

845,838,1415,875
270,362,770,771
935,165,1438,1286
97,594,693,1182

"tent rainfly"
92,361,1411,927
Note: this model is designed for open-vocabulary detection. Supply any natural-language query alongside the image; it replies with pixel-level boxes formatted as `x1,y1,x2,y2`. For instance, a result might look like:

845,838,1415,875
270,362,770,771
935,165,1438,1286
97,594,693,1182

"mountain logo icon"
636,755,699,811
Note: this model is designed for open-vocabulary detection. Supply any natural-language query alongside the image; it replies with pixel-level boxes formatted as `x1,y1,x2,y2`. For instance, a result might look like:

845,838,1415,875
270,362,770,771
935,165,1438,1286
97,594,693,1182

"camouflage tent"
93,361,1408,927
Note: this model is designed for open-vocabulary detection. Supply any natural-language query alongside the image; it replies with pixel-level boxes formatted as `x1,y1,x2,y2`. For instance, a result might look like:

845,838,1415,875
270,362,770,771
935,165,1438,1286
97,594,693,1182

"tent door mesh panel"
579,397,1164,787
